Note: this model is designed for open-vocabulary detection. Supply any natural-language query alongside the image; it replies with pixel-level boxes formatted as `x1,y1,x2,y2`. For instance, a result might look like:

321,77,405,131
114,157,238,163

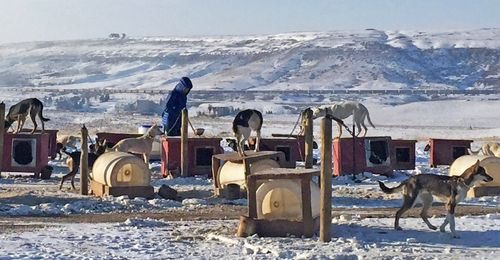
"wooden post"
0,102,4,178
319,116,332,242
304,109,314,168
80,124,89,195
181,109,189,177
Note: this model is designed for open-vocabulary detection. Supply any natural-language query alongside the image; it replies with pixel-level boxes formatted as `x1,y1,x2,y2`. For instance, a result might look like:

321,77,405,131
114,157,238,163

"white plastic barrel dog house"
90,151,154,198
256,179,320,220
449,155,500,197
218,159,280,188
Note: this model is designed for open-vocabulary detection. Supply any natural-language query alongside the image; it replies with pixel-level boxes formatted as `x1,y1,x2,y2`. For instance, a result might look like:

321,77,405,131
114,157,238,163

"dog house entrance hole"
452,146,467,159
276,146,291,162
12,139,36,167
366,139,390,166
196,147,215,166
395,147,410,163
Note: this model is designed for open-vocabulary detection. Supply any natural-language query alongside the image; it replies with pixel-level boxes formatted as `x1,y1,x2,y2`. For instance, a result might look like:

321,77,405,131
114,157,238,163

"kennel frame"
1,132,50,177
211,151,286,196
427,138,473,167
161,136,224,177
239,168,321,238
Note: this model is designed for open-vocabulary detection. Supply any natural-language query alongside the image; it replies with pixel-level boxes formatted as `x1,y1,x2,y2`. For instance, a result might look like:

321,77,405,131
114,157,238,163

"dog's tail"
378,181,404,194
366,110,375,129
38,103,50,122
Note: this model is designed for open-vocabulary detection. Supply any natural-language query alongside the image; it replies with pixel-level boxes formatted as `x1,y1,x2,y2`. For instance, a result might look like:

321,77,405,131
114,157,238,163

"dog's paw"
428,225,438,230
439,227,446,233
395,226,403,231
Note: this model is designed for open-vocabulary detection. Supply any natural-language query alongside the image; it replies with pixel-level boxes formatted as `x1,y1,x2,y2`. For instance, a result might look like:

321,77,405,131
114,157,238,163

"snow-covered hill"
0,28,499,91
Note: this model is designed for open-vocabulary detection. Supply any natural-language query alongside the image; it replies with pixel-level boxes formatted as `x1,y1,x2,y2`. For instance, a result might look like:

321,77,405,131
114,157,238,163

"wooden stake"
181,109,189,177
0,102,5,178
80,124,89,195
304,108,314,169
319,116,332,242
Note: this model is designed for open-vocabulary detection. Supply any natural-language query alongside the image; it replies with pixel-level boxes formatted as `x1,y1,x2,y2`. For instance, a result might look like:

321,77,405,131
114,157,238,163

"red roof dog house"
426,138,473,167
161,137,224,177
391,139,417,170
1,133,51,178
258,137,305,168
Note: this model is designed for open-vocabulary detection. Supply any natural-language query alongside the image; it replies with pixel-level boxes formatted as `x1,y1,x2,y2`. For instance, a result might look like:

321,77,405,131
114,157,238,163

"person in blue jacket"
161,77,193,136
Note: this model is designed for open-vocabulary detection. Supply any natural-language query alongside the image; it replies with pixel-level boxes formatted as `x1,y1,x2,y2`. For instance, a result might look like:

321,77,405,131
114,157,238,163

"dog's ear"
461,160,481,176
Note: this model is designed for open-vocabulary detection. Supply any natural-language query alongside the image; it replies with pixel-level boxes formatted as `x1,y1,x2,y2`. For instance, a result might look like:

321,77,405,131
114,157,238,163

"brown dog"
379,160,493,238
4,98,50,134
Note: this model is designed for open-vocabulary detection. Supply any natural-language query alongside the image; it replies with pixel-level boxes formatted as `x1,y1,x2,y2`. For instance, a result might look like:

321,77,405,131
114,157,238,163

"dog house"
212,151,285,197
90,151,154,198
391,139,417,170
449,155,500,197
96,132,162,161
237,168,320,238
258,136,305,168
161,137,224,177
333,136,393,176
427,138,473,167
20,129,59,160
1,133,51,178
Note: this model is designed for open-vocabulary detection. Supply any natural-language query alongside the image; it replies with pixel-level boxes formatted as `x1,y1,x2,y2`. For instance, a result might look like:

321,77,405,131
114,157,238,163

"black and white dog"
232,109,263,156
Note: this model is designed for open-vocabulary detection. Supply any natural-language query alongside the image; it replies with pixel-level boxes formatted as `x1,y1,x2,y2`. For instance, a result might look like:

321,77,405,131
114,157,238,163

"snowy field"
1,28,500,259
1,94,500,259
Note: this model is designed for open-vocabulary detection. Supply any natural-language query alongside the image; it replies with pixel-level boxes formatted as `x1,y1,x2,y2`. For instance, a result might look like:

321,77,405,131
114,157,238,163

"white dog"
112,124,164,164
310,101,375,138
468,142,500,157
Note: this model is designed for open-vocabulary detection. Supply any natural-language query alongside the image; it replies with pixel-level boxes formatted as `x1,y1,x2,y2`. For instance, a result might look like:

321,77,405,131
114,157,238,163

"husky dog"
468,142,500,157
232,109,263,157
4,98,50,134
379,160,493,238
309,101,375,138
59,139,107,190
112,123,164,164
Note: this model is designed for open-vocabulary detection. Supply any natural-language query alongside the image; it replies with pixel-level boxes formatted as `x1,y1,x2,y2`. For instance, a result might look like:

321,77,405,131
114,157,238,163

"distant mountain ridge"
0,28,499,91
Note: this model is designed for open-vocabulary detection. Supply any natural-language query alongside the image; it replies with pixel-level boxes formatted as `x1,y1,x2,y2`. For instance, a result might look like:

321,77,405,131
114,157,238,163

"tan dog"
4,98,50,134
468,142,500,157
309,101,375,138
379,160,493,238
112,124,164,164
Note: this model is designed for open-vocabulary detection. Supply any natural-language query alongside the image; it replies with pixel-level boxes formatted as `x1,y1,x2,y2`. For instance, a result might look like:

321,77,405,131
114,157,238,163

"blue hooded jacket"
162,77,193,136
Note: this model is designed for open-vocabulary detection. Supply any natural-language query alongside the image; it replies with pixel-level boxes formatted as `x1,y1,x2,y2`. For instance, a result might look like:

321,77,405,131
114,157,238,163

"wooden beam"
319,116,332,242
304,108,314,168
80,124,89,195
0,102,4,178
181,109,189,177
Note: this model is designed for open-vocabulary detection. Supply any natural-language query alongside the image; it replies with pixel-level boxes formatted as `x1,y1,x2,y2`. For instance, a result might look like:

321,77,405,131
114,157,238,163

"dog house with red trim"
1,133,50,177
427,138,473,167
391,139,417,170
20,129,58,160
333,136,394,176
161,137,224,177
257,137,305,168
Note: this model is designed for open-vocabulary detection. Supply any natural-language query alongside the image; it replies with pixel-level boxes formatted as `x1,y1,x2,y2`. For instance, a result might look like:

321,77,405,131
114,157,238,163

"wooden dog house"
391,139,417,170
258,136,305,168
427,138,473,167
238,168,321,238
90,151,154,199
161,137,224,177
333,136,393,176
1,133,51,178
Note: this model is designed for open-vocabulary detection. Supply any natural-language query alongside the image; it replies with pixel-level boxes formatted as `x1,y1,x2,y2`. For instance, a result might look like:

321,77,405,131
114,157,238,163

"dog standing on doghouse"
4,98,50,134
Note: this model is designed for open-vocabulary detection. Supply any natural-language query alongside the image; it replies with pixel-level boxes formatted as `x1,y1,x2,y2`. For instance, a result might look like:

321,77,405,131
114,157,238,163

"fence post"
320,116,332,242
0,102,4,178
181,109,189,177
80,125,89,195
304,109,314,169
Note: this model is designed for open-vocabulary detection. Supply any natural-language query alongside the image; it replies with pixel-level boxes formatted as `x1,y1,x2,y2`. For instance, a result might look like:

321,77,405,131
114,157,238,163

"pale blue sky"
0,0,499,43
